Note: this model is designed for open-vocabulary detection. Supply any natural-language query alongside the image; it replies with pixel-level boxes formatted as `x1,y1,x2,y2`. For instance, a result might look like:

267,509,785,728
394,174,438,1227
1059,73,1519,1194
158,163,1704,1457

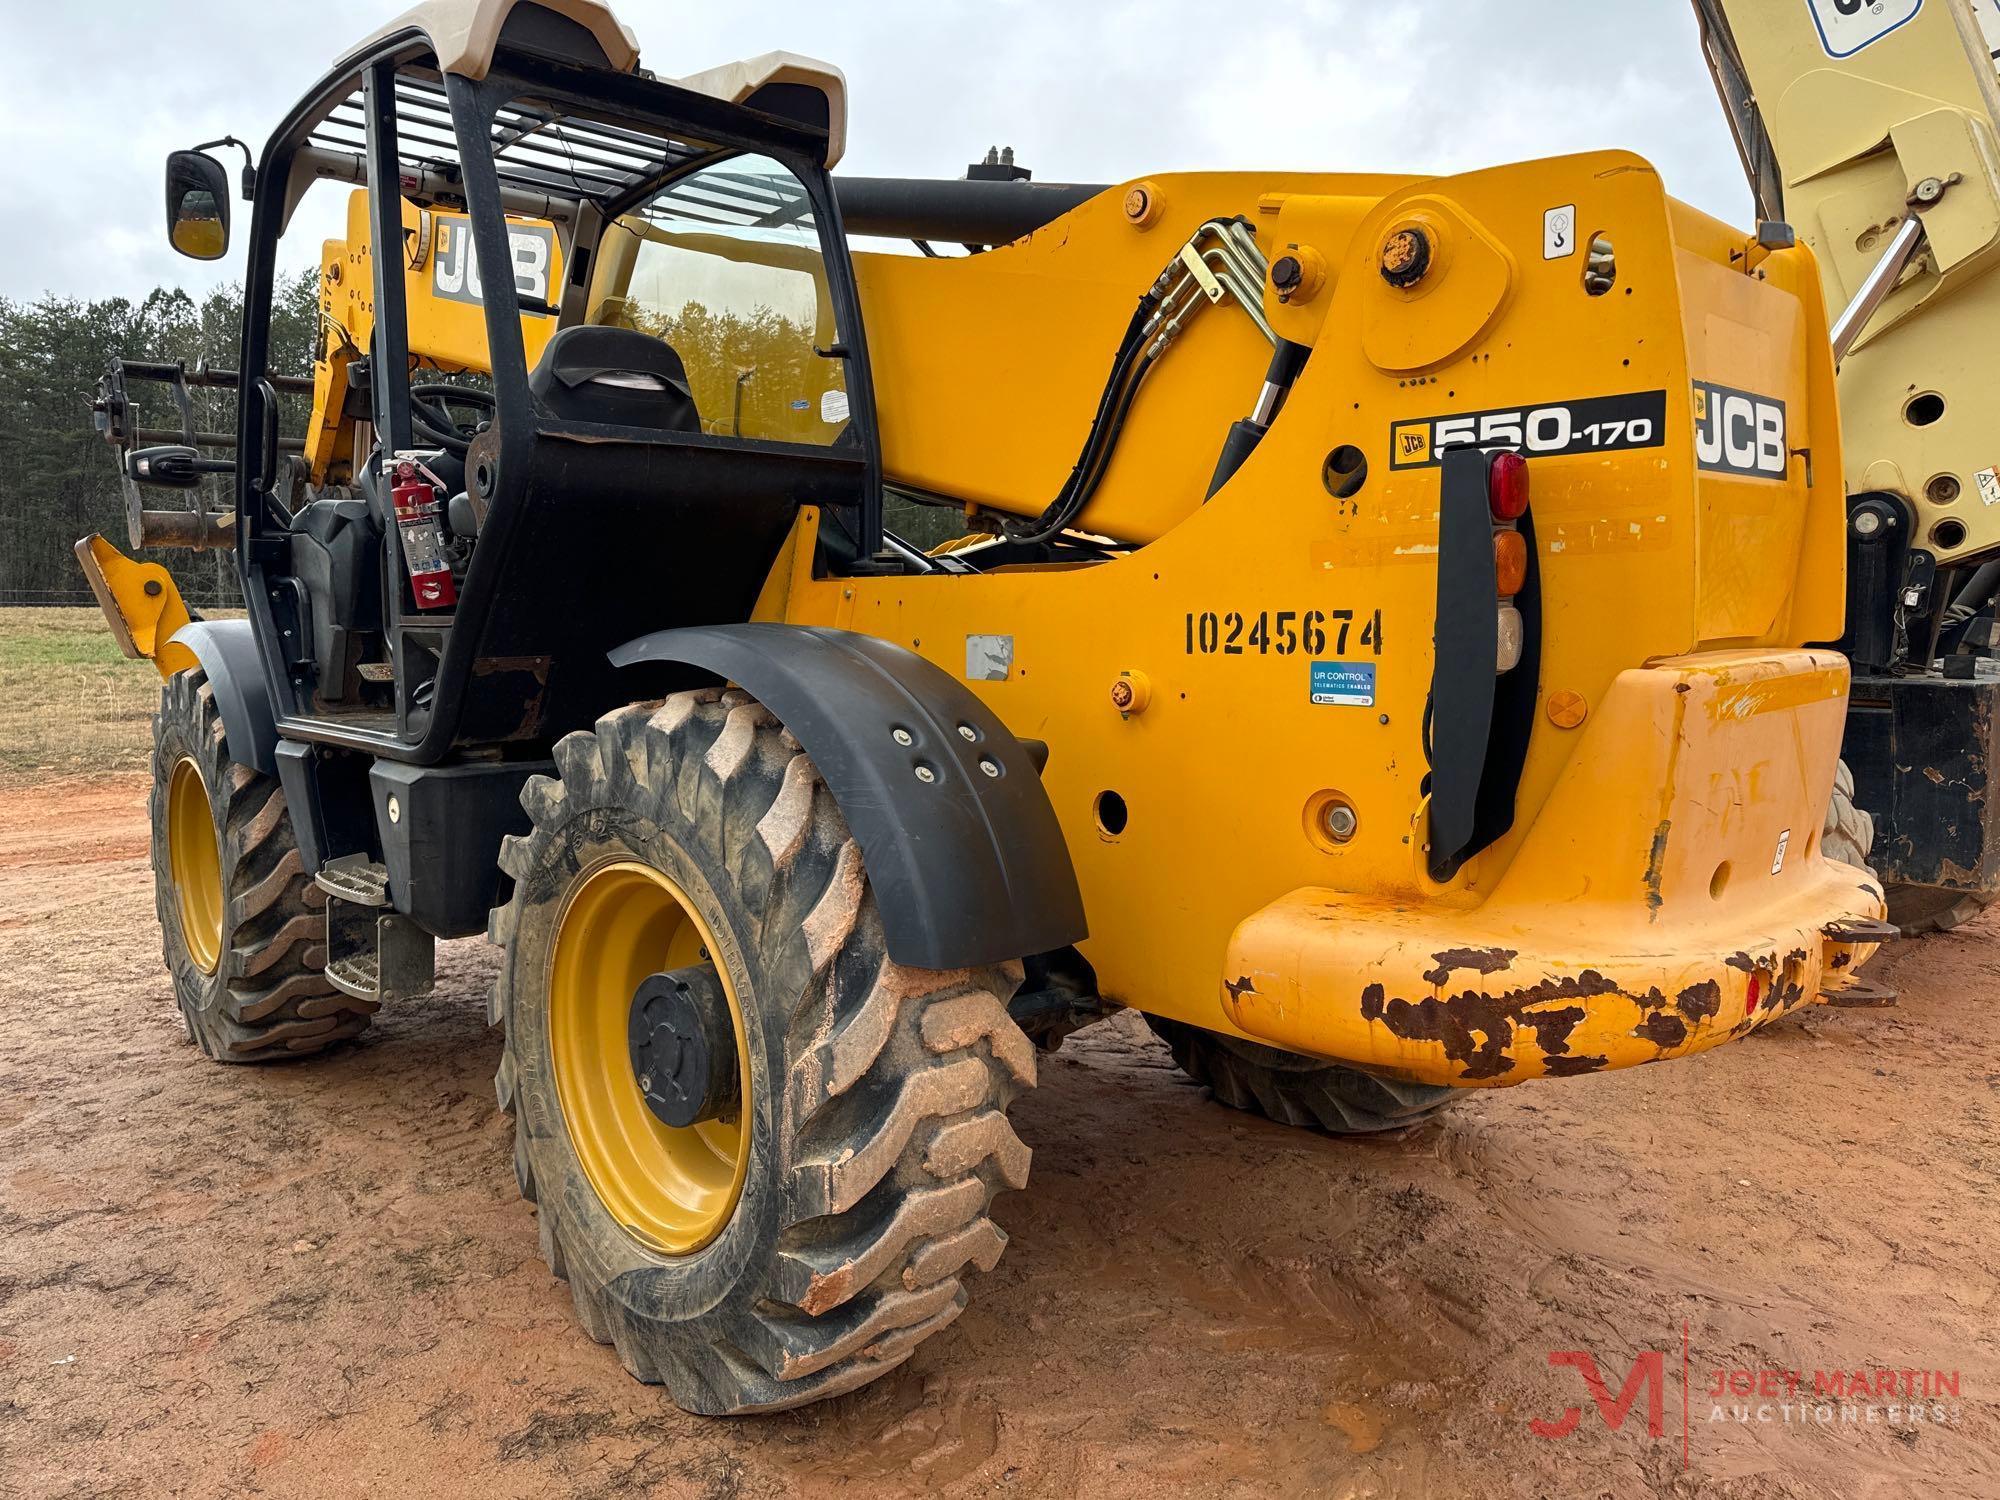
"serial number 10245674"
1184,609,1383,656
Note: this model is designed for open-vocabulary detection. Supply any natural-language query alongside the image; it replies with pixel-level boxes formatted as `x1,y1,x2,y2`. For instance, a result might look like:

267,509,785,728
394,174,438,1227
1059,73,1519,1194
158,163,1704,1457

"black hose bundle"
1003,290,1163,546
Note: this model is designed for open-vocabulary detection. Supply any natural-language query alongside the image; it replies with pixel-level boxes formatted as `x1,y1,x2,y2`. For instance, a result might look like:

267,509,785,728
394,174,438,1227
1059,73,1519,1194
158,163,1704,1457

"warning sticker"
1804,0,1924,59
1310,660,1376,707
1977,467,2000,507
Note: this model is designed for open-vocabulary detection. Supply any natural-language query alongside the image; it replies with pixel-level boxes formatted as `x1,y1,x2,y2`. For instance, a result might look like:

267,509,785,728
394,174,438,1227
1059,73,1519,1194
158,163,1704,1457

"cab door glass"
587,154,849,445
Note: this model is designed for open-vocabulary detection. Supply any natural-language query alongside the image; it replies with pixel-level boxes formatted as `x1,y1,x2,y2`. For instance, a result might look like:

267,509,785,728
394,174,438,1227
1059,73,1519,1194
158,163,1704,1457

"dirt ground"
2,774,1996,1499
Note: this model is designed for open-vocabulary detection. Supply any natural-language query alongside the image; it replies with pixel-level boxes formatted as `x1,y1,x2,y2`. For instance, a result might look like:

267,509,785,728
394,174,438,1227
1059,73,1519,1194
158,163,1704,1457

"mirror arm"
192,134,258,200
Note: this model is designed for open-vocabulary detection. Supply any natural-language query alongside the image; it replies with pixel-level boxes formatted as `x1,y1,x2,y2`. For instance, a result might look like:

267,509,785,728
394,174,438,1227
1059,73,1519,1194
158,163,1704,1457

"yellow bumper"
1220,649,1887,1085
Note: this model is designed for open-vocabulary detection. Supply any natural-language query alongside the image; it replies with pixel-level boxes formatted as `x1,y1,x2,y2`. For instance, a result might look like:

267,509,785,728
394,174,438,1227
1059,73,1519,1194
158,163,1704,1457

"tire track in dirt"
1,774,1995,1497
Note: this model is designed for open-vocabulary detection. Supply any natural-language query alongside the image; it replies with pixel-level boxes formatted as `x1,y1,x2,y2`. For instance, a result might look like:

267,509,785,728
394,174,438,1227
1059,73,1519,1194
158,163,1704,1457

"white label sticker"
966,634,1014,682
1977,467,2000,506
1543,204,1577,260
1804,0,1924,59
820,388,850,424
1771,828,1792,876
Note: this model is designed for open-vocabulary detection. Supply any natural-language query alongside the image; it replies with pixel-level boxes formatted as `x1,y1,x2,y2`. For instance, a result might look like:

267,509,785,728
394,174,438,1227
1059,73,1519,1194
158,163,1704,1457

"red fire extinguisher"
390,459,457,609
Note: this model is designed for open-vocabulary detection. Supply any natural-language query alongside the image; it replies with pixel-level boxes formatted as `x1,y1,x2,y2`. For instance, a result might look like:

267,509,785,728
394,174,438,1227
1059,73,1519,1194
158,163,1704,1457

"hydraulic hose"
1003,292,1162,545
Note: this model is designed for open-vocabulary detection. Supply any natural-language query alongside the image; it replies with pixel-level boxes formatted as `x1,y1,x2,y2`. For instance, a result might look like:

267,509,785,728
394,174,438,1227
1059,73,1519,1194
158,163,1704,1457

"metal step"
325,952,381,1003
1821,976,1899,1009
317,854,432,1003
316,854,390,907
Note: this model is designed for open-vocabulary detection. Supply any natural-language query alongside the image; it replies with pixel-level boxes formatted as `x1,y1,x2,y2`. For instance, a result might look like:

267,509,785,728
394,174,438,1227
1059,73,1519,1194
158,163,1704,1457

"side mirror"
127,445,230,488
166,150,231,260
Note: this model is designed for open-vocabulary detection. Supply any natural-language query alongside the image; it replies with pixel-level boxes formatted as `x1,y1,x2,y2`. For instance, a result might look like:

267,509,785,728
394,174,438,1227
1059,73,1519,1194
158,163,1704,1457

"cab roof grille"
305,74,815,227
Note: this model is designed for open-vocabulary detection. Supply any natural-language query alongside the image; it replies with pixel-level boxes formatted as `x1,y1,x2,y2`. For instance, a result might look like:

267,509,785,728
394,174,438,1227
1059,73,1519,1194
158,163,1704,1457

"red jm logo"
1531,1351,1668,1440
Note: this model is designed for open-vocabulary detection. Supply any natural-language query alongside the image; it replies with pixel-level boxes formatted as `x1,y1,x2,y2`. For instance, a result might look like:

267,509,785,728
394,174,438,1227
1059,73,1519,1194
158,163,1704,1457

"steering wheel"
409,382,496,456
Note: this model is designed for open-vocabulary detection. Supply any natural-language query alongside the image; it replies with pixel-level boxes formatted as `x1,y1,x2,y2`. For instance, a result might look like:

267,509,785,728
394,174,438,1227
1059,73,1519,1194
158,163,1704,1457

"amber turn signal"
1494,528,1528,597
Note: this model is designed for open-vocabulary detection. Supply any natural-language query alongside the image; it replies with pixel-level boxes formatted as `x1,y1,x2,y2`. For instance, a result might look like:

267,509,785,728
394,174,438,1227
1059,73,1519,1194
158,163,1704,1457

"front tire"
1147,1016,1456,1134
489,689,1034,1414
151,668,373,1060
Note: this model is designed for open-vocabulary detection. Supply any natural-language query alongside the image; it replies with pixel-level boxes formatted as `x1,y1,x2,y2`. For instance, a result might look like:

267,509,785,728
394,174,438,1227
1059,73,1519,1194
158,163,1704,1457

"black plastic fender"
173,619,279,775
609,623,1087,971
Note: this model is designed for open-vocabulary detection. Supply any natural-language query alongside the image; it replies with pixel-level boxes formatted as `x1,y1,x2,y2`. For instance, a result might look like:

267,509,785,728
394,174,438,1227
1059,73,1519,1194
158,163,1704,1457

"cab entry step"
317,855,434,1003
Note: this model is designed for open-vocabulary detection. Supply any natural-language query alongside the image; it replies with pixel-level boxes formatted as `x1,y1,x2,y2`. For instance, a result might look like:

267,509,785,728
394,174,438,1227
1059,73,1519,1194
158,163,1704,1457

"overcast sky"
0,0,1752,302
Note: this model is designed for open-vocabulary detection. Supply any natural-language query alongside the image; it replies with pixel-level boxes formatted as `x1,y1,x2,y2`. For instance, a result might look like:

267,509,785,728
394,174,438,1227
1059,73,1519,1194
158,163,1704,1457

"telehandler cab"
82,0,1891,1414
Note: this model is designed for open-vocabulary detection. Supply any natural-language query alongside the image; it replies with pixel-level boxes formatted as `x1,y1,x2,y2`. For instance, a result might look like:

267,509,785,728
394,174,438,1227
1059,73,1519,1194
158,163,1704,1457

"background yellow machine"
83,0,1886,1415
1698,0,2000,930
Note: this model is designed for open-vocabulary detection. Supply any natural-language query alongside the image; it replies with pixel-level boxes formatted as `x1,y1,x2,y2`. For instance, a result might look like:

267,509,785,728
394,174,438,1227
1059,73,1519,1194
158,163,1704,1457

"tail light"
1496,603,1524,672
1488,450,1529,520
1493,529,1528,597
1486,452,1529,674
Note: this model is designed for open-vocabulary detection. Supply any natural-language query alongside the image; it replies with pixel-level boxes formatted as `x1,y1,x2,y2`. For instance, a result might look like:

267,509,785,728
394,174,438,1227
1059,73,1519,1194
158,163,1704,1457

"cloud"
0,0,1751,301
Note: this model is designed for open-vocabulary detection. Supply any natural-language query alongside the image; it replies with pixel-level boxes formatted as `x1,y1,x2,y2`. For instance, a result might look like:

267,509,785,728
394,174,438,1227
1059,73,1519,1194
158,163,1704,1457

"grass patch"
0,608,167,784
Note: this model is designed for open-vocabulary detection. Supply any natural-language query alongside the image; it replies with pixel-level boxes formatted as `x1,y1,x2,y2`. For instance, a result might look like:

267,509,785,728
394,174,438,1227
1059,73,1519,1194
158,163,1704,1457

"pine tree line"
0,269,319,606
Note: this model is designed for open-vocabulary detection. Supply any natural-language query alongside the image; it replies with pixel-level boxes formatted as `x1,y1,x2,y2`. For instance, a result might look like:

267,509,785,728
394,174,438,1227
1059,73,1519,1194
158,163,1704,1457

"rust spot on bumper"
1421,946,1519,987
1633,1011,1689,1049
1543,1054,1610,1077
1360,971,1621,1081
1676,979,1721,1022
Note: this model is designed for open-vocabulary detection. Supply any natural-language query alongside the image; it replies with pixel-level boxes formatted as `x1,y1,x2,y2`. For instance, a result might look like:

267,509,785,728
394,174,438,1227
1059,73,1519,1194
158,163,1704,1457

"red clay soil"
1,774,1995,1498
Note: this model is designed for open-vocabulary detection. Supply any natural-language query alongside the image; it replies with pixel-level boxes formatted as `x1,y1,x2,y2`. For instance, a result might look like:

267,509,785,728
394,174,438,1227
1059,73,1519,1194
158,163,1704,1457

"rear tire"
151,668,373,1060
1146,1016,1455,1134
489,689,1034,1414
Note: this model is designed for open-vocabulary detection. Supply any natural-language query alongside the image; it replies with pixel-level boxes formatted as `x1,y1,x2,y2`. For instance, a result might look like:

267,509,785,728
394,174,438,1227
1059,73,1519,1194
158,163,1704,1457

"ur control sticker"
1310,660,1376,707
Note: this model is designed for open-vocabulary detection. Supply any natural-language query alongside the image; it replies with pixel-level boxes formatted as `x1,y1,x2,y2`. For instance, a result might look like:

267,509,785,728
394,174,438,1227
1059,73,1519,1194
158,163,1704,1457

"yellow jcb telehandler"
80,0,1889,1414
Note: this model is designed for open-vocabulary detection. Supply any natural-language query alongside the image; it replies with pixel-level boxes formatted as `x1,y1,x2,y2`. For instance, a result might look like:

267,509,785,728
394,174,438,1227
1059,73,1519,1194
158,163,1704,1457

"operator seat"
529,324,701,432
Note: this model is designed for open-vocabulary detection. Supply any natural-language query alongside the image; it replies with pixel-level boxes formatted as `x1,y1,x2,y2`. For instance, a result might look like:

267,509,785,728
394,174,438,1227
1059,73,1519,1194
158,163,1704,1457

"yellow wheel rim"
167,756,224,975
549,861,752,1254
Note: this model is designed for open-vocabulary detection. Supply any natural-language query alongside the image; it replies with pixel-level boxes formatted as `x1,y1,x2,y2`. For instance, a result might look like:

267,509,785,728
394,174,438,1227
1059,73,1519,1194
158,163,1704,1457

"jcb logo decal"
1692,381,1787,480
431,217,556,314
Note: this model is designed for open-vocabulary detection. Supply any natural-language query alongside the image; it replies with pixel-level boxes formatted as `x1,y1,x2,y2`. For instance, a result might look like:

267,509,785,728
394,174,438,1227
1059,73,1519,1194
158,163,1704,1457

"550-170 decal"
1390,391,1668,470
1389,384,1789,482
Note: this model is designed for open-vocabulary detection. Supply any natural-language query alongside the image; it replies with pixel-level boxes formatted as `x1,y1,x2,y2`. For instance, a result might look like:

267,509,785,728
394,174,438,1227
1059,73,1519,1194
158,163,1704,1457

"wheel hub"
546,861,751,1254
629,964,740,1128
